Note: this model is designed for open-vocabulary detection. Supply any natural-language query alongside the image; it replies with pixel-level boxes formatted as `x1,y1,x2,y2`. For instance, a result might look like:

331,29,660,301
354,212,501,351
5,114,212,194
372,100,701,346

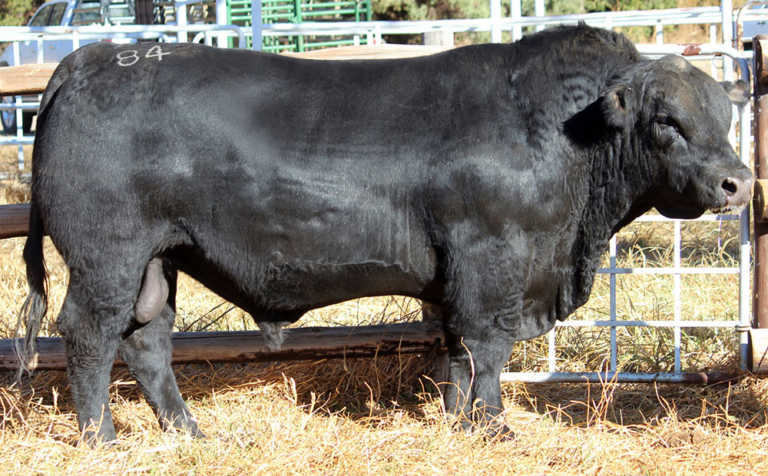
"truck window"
70,0,136,25
49,3,68,26
28,4,55,26
70,1,101,26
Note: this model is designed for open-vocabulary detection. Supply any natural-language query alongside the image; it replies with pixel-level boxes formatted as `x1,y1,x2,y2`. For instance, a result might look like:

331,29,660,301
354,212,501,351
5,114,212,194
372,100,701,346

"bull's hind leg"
118,261,202,436
56,268,138,443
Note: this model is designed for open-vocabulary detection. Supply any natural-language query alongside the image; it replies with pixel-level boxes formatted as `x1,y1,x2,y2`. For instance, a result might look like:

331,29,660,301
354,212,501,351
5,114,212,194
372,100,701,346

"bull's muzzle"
720,172,755,213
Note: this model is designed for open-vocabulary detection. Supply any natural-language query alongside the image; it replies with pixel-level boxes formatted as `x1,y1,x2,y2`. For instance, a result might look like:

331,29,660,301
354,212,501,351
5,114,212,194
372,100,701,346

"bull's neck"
570,133,653,306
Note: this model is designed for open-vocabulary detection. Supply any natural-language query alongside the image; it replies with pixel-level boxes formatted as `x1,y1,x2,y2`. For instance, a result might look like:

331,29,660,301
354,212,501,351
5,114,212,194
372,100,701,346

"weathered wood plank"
0,203,30,239
0,322,446,371
284,44,447,60
0,63,58,96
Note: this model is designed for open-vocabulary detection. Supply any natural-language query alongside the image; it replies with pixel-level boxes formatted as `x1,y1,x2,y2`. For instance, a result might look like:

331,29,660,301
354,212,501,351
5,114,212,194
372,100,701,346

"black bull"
16,25,753,442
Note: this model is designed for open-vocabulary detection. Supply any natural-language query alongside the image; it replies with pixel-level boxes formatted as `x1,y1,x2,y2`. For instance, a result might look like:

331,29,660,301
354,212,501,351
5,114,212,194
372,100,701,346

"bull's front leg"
436,241,528,439
442,330,515,439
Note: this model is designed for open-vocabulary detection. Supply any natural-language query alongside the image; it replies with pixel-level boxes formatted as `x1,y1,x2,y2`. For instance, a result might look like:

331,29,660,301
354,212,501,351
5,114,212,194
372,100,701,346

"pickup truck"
0,0,212,133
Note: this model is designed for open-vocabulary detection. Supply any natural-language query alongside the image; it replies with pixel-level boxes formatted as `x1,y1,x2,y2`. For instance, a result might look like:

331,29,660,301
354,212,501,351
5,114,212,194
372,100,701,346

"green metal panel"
226,0,373,52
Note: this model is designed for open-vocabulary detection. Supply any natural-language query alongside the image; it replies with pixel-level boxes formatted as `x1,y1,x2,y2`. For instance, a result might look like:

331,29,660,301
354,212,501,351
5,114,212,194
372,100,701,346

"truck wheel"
1,96,34,134
1,62,34,134
1,96,14,134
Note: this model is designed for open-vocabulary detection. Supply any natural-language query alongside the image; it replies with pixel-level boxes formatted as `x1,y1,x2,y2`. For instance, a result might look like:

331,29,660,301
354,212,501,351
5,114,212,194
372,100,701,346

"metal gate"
226,0,372,52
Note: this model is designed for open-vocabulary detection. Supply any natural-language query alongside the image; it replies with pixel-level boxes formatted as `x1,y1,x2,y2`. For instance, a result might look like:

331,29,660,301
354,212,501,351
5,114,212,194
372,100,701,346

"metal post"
752,36,768,371
490,0,502,43
293,0,303,52
655,20,663,45
754,37,768,329
673,220,682,374
252,0,263,50
739,79,753,372
216,0,228,47
721,0,734,79
534,0,545,32
216,0,228,23
510,0,522,41
12,42,22,171
722,0,734,48
710,24,718,77
609,236,617,372
424,30,453,48
176,1,188,42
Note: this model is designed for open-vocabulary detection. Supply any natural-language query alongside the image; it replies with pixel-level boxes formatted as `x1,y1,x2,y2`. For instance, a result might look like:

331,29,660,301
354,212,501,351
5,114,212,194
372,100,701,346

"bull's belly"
258,258,437,309
168,242,439,320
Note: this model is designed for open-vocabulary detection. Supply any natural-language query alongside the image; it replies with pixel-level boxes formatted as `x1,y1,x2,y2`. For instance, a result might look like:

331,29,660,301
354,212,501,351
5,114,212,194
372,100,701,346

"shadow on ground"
2,354,767,433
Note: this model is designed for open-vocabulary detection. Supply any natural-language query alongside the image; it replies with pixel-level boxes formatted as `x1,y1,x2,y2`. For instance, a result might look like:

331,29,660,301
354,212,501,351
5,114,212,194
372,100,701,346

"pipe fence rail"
254,6,768,44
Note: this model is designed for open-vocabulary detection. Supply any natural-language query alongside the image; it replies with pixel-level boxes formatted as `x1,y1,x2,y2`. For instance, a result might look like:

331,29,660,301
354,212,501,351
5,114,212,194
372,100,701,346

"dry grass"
2,119,768,474
0,364,768,474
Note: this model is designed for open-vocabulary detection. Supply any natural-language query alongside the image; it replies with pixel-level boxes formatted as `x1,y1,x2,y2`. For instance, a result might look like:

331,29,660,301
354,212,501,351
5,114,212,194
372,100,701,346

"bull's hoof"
189,425,206,439
174,427,206,439
79,429,118,448
482,422,515,441
160,417,205,439
450,416,516,441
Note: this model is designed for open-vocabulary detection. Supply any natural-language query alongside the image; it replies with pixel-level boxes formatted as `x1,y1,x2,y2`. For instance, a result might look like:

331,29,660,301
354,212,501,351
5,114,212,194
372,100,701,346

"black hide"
17,24,754,442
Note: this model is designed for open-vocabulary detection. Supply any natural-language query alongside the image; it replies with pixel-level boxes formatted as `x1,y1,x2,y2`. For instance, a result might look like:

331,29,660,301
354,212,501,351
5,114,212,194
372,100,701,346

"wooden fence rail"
0,203,30,239
0,63,58,96
0,322,446,371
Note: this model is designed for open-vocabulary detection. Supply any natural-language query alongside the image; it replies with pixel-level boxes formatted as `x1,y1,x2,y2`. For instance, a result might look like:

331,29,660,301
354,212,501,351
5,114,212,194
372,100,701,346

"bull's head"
602,55,754,219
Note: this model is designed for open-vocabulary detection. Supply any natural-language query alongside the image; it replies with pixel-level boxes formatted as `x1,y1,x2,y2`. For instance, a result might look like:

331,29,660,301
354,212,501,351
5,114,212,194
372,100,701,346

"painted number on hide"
116,45,172,67
145,45,172,62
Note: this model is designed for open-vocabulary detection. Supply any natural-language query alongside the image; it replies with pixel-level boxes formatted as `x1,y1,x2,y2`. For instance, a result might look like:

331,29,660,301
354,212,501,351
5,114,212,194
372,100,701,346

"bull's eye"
655,115,683,136
653,114,685,144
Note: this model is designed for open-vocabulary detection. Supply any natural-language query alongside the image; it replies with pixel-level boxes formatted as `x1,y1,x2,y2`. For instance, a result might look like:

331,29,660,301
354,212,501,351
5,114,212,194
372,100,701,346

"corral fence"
0,5,766,384
227,0,374,52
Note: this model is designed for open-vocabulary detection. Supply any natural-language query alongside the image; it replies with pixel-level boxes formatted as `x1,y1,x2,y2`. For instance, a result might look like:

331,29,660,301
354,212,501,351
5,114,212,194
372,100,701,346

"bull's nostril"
722,178,738,196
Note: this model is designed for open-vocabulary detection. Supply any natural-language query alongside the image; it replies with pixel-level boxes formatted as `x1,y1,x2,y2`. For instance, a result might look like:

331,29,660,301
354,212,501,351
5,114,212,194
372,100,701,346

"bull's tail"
14,201,48,377
13,52,71,380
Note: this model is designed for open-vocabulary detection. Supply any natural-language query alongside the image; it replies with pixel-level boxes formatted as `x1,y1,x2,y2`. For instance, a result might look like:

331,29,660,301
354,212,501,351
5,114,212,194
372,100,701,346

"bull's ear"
720,80,750,105
600,84,634,129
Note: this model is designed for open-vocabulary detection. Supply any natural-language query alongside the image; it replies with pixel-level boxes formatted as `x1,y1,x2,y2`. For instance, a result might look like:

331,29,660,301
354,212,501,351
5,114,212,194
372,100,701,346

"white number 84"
116,45,172,67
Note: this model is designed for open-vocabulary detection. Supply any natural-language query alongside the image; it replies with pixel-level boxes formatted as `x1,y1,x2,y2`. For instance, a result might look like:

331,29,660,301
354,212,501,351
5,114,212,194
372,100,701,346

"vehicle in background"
0,0,214,133
737,1,768,50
